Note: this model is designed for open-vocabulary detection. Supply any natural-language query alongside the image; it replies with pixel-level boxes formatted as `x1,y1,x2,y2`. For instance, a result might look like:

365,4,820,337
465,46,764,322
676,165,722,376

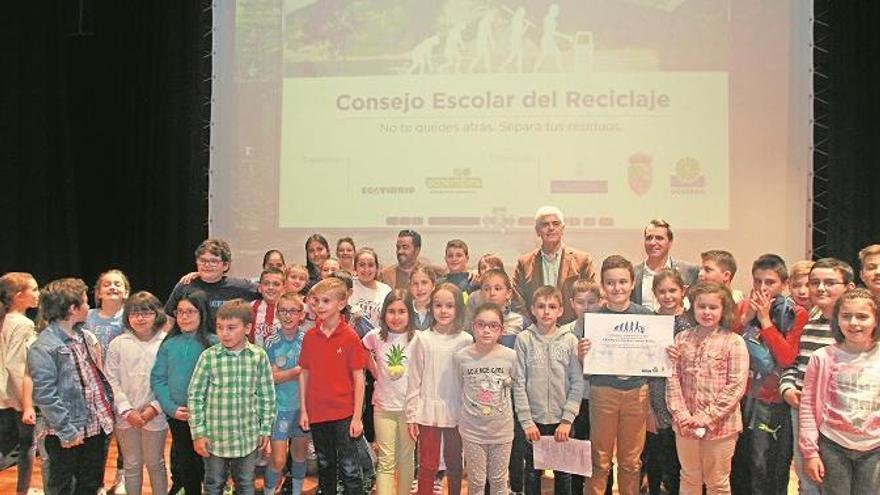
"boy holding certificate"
578,255,654,495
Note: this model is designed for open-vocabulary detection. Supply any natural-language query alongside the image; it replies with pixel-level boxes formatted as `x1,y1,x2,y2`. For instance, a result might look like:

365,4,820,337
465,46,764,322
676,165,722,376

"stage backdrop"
210,0,813,289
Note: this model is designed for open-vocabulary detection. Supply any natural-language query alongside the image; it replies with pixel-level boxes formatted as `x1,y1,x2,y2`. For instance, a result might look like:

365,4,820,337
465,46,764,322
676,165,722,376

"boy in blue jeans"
189,299,276,495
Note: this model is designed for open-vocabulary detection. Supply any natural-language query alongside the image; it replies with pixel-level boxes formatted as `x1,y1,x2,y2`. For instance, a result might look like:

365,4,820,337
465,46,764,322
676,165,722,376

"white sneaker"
410,479,419,494
432,478,442,495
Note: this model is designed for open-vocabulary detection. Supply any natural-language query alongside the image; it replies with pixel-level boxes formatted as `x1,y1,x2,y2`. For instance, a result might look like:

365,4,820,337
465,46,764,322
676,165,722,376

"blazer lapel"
532,249,544,286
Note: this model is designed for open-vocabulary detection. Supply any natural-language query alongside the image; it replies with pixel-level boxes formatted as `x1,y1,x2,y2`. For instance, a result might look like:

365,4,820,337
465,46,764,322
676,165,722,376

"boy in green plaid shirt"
189,298,276,495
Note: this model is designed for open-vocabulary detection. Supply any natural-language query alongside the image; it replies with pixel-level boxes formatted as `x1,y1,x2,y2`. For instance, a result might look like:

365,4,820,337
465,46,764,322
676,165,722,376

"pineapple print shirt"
362,328,417,411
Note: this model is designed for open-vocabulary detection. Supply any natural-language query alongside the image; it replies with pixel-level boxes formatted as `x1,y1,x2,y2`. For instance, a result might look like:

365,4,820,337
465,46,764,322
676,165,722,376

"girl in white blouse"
105,291,168,495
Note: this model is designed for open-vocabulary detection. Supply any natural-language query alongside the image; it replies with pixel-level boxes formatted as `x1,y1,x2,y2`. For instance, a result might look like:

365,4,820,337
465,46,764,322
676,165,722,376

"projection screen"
211,0,812,290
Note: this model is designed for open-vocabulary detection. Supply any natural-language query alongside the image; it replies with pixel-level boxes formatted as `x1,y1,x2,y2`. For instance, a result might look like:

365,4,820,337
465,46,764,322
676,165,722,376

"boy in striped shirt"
779,258,854,495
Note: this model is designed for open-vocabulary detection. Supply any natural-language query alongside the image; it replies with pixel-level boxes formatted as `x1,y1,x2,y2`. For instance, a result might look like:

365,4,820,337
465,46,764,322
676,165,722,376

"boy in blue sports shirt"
263,292,311,495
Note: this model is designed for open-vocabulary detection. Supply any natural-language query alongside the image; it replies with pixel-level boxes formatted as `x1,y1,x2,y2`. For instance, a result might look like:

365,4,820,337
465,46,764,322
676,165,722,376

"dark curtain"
1,1,210,298
815,1,880,267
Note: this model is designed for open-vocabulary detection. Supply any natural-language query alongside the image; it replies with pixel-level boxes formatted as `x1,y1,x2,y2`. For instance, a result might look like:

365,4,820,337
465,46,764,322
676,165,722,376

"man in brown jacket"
513,206,595,324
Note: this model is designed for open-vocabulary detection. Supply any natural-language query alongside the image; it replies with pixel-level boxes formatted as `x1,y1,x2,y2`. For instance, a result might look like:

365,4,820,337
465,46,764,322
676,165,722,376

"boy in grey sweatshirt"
513,285,583,495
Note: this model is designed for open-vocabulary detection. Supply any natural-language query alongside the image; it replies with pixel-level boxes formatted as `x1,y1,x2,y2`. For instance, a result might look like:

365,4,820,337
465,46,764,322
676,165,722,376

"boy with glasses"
164,238,259,331
263,292,311,495
779,258,855,495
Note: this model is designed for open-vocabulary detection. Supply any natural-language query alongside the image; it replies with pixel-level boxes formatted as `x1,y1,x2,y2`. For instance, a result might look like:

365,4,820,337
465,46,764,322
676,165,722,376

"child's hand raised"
524,425,541,442
665,344,680,361
193,437,210,458
749,290,772,328
554,422,571,442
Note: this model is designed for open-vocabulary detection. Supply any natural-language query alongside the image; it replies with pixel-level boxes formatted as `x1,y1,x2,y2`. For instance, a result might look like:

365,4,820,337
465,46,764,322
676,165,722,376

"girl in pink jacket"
799,288,880,495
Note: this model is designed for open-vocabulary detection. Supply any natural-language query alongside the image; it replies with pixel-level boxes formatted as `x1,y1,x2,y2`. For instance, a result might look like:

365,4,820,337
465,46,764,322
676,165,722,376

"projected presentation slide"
277,1,727,230
213,0,810,276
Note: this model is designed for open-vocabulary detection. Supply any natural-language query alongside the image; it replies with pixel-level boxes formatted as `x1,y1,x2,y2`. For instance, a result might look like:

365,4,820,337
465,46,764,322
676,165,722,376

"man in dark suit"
631,219,699,308
513,206,596,324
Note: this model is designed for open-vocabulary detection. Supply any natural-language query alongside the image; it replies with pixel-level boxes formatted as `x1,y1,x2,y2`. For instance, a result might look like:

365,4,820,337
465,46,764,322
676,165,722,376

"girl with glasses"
150,290,216,495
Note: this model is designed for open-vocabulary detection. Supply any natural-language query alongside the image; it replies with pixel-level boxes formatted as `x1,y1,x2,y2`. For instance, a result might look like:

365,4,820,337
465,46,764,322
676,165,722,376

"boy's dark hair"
701,250,738,278
259,267,285,282
123,291,168,334
532,285,564,307
751,254,789,281
480,268,512,290
644,219,673,241
195,238,232,263
310,277,348,301
830,288,879,343
811,257,855,284
38,278,88,326
379,289,416,342
216,298,253,325
430,282,466,332
330,270,354,290
166,289,213,349
600,255,635,282
398,229,422,250
446,239,469,256
262,249,285,267
687,281,736,329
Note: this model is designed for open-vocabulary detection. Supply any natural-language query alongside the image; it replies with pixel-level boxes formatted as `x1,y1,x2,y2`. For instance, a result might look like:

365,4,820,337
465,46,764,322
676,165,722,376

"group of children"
1,237,879,495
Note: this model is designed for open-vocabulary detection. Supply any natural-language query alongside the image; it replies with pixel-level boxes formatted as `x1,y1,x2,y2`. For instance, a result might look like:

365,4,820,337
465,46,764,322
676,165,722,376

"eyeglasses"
808,279,846,289
196,257,224,266
278,308,304,316
129,310,156,319
472,320,503,332
174,309,199,317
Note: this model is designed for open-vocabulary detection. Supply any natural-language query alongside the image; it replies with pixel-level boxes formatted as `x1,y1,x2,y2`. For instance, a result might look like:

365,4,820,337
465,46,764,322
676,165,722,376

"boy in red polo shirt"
299,277,366,495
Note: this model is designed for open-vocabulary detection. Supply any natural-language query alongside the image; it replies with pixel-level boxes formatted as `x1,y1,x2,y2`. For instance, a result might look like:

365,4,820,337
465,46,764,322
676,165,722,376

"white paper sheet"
533,437,592,477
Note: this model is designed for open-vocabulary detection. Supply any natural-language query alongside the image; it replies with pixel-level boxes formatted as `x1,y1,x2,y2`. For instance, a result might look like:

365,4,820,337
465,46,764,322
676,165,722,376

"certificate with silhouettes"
582,313,674,377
